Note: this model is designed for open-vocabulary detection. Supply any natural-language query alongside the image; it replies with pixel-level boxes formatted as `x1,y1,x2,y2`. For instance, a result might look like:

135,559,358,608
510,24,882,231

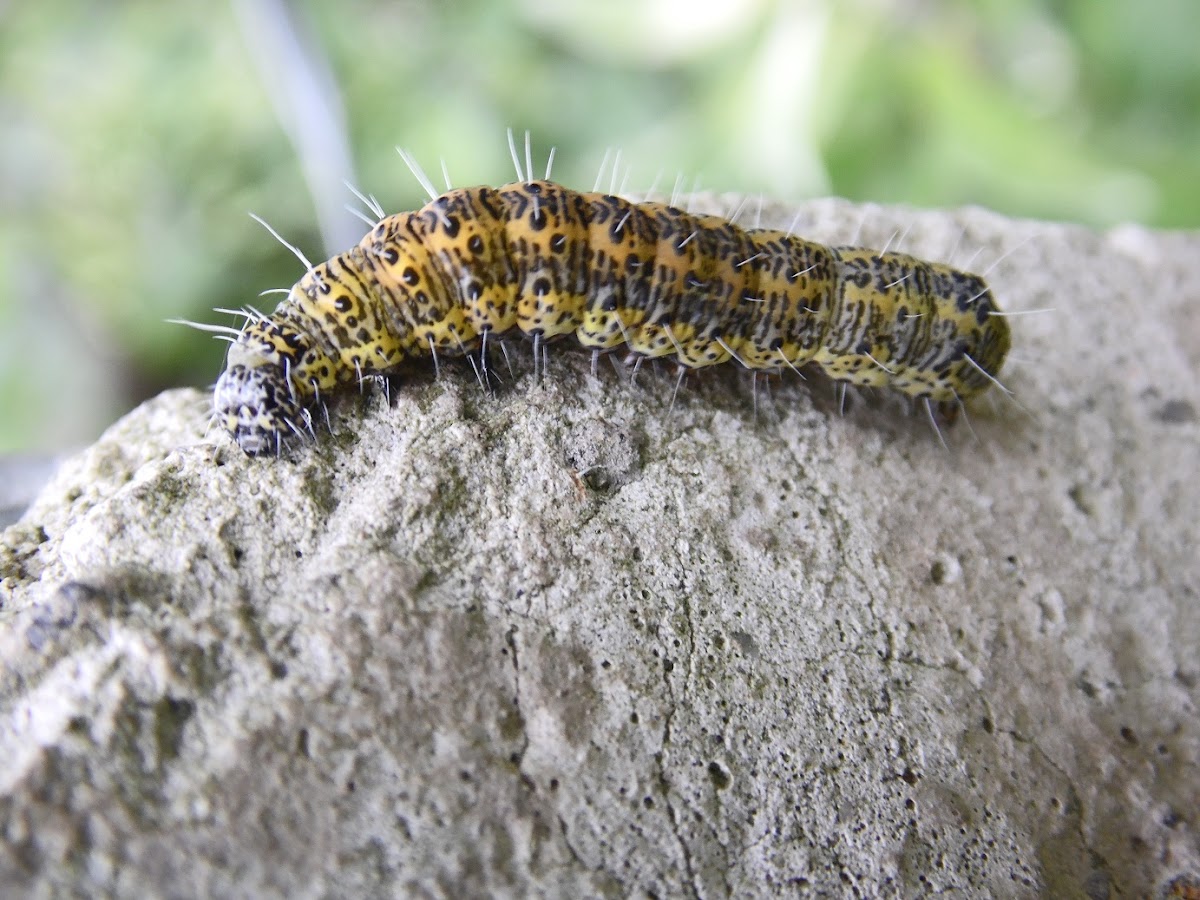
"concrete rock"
1,197,1197,897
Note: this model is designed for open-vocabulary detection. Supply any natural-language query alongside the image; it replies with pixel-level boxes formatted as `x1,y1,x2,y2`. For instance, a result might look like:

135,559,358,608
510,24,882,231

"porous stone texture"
1,197,1197,898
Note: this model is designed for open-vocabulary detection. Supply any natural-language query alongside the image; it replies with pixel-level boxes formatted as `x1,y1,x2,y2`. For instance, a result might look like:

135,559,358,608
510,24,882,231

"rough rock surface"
1,196,1197,898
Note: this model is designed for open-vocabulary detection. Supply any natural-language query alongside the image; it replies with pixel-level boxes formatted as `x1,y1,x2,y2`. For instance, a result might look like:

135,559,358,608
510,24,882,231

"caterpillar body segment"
214,180,1011,455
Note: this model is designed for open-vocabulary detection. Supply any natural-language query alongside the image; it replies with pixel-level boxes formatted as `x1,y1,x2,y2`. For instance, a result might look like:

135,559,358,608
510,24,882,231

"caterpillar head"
214,362,302,456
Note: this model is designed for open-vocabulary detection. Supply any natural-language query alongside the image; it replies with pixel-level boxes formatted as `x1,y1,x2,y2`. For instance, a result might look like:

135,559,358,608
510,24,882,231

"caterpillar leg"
628,355,645,388
935,399,961,426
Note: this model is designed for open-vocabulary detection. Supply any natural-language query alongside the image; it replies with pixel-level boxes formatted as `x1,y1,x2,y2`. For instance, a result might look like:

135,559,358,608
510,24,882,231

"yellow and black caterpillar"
215,179,1011,455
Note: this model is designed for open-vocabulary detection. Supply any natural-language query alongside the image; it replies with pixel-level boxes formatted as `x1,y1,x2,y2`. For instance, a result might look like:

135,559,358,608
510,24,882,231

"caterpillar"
212,159,1011,456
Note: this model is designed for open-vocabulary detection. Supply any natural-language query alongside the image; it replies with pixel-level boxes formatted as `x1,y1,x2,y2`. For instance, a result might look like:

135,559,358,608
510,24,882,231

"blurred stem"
230,0,363,254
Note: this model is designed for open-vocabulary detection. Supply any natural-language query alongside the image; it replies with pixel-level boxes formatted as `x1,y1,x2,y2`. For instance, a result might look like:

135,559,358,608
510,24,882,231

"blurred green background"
1,0,1197,452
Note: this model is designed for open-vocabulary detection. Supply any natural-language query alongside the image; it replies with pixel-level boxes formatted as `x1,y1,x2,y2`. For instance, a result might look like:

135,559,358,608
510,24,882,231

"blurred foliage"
0,0,1197,451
